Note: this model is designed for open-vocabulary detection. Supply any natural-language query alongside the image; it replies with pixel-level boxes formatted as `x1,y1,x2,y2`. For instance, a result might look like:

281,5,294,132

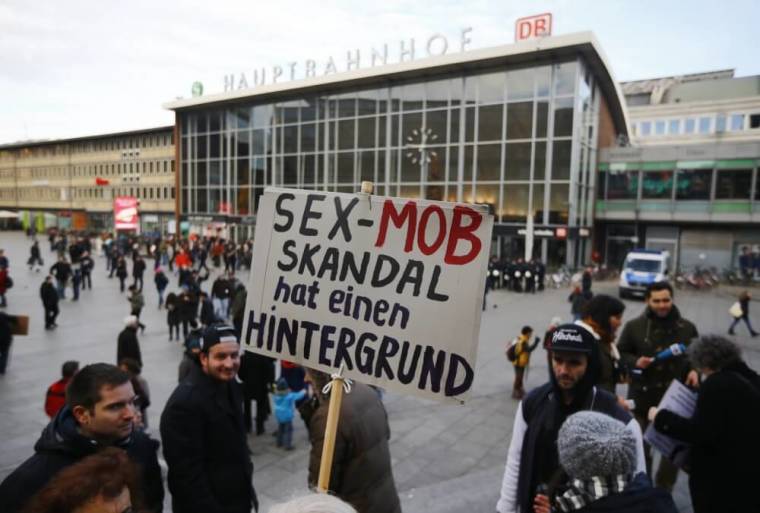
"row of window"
182,140,574,189
183,63,579,133
183,100,575,159
599,168,760,201
632,112,760,137
5,160,175,181
0,133,174,160
182,182,571,225
6,186,176,202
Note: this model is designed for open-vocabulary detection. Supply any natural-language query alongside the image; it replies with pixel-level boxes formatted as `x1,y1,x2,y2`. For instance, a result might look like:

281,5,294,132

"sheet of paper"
644,380,698,468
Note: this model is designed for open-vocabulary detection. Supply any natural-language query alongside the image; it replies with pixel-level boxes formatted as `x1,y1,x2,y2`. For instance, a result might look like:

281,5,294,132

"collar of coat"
555,473,632,512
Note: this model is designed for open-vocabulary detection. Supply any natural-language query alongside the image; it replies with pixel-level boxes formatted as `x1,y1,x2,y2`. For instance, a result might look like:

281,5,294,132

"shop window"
641,171,673,199
684,118,696,134
750,114,760,129
607,170,638,200
655,120,666,135
676,169,712,200
639,121,651,136
715,169,752,199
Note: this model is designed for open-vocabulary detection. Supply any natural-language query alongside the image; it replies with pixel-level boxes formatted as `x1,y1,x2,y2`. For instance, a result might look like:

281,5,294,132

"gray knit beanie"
558,411,637,479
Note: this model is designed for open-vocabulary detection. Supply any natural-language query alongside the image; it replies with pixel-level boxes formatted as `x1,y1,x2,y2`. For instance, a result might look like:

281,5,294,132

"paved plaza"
1,231,759,512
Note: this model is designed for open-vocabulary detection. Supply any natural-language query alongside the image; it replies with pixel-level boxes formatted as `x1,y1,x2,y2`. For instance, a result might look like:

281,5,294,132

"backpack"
506,338,519,362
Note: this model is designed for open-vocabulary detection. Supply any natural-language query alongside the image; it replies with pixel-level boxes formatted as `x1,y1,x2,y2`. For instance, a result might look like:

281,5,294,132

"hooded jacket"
0,407,163,513
496,343,645,513
308,381,401,513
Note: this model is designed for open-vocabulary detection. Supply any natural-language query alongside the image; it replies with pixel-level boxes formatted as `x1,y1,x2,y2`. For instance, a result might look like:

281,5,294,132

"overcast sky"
1,0,757,143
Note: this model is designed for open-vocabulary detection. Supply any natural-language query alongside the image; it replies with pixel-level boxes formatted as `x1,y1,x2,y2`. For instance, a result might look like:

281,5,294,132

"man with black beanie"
161,323,258,513
496,323,645,513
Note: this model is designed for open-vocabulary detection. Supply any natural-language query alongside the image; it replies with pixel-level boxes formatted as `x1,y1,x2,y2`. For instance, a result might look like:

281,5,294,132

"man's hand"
533,494,551,513
617,395,632,411
685,370,700,388
636,356,654,369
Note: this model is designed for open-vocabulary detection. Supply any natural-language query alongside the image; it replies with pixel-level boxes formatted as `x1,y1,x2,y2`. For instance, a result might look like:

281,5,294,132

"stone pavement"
1,231,758,512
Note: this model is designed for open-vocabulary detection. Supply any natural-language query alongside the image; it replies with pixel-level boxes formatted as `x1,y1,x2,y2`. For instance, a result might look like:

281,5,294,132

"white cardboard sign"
242,187,493,403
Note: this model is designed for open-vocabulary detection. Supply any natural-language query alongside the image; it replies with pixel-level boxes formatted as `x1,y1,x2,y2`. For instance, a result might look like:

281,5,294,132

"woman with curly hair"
23,447,142,513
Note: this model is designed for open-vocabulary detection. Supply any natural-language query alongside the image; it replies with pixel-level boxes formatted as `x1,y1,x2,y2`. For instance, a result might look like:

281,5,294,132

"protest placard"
644,379,698,468
242,187,493,403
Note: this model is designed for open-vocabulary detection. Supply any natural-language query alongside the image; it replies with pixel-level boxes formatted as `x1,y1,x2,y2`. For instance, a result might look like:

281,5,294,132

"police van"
618,249,671,298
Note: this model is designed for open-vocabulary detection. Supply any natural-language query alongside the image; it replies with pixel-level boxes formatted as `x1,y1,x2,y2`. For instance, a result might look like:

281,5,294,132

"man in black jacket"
40,276,59,329
117,316,142,367
161,323,258,513
618,281,698,491
132,255,146,292
0,363,163,513
496,323,645,513
49,257,71,299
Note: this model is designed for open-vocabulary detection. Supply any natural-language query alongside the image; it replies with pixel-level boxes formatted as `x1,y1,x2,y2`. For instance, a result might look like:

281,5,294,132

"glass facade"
179,57,601,265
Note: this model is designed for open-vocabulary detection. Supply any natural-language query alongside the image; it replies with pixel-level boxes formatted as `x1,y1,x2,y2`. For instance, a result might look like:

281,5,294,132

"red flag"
95,177,109,186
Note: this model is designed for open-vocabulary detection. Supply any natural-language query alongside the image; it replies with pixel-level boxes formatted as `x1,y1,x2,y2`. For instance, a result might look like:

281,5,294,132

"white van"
618,249,671,298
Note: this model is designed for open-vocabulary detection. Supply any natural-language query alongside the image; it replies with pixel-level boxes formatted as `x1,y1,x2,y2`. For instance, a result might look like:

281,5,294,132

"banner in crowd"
113,196,139,230
242,187,493,403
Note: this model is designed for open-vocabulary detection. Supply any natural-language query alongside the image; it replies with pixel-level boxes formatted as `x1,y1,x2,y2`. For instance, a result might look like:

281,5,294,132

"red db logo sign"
515,13,552,42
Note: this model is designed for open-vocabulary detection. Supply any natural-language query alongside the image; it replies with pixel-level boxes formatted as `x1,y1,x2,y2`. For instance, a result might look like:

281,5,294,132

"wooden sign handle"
317,374,346,492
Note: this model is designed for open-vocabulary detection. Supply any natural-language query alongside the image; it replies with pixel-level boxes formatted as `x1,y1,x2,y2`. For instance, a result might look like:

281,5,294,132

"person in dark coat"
0,363,164,513
132,255,146,292
49,257,71,299
617,281,698,491
116,256,128,293
0,312,18,375
238,351,275,434
178,288,197,337
728,290,758,336
533,411,677,513
154,267,169,308
651,336,760,513
117,316,142,367
40,276,59,330
199,291,216,326
306,369,401,513
166,291,181,341
79,251,94,290
160,324,258,513
28,240,43,271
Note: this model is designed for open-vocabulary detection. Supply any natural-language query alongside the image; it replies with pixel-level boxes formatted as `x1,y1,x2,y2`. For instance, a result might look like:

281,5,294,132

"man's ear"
71,405,91,426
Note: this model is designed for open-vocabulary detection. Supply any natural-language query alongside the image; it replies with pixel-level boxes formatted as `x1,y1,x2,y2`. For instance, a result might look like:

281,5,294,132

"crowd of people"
0,227,759,513
500,280,760,513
